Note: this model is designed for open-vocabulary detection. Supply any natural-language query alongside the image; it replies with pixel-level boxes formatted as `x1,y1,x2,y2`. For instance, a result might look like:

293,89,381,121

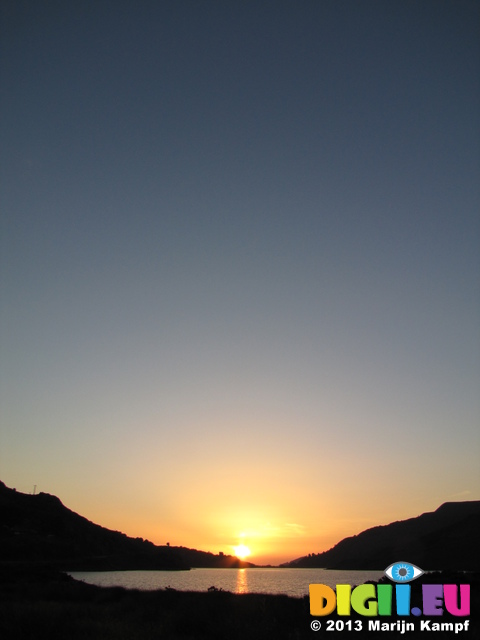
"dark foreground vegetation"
2,566,308,640
0,566,478,640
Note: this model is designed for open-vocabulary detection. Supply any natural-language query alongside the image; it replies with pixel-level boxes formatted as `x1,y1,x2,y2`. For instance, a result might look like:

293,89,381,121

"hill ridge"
281,500,480,570
0,481,254,570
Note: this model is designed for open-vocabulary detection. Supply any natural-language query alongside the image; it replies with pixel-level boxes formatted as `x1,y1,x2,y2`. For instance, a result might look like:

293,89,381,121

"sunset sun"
233,544,251,559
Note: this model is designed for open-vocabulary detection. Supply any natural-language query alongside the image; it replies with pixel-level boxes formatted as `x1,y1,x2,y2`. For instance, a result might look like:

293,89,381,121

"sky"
1,0,479,566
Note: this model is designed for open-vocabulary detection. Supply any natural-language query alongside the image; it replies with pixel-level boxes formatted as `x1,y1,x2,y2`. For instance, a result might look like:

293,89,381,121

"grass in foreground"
0,567,477,639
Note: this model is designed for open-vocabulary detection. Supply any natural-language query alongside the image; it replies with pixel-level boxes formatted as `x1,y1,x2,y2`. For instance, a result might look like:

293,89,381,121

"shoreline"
1,566,477,639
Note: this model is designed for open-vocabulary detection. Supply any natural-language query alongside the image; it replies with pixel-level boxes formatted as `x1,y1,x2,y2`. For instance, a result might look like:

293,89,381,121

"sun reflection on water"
235,568,248,594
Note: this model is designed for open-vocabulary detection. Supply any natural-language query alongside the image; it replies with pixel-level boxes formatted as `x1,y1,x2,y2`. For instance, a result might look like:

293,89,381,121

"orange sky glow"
1,1,479,569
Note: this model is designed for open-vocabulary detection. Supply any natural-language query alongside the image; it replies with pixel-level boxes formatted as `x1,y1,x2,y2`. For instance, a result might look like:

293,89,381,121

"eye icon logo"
384,561,424,583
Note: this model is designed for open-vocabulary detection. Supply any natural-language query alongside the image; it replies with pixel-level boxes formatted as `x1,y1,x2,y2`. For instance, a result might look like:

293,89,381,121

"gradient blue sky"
1,0,479,564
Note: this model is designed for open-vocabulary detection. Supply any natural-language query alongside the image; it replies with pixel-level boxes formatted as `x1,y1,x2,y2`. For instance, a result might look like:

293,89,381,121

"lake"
69,568,384,598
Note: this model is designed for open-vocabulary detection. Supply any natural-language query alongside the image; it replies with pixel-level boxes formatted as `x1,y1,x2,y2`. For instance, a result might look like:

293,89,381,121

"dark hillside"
282,501,480,570
0,481,253,570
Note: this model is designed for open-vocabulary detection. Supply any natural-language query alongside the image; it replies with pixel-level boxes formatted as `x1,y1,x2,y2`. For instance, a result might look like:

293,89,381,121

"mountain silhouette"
0,481,254,570
282,501,480,570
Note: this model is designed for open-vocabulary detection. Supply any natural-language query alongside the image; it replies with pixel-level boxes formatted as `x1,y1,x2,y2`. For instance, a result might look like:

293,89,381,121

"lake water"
69,568,384,598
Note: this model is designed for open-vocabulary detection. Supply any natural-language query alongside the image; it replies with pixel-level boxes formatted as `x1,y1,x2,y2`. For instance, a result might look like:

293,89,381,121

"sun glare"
233,544,251,559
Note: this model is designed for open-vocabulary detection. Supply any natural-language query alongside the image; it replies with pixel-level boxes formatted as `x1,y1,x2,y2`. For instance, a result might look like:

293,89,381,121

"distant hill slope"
0,481,254,570
282,501,480,571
